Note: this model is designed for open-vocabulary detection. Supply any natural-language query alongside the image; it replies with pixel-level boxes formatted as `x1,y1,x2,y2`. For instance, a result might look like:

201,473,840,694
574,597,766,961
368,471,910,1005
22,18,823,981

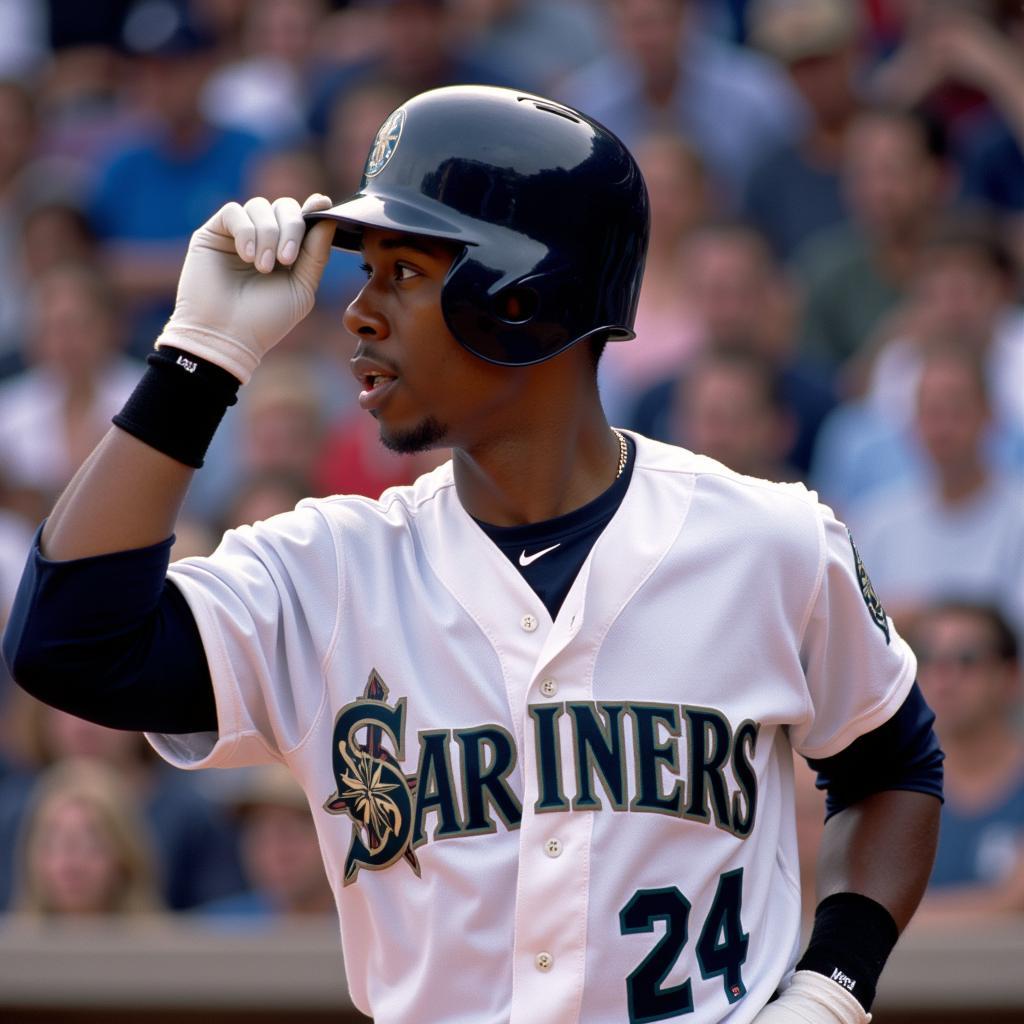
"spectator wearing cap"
742,0,866,260
911,602,1024,924
196,765,333,921
86,0,263,355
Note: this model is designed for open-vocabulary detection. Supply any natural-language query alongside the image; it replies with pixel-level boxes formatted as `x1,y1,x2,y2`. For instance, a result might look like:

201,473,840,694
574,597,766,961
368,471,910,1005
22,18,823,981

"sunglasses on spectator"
916,646,998,669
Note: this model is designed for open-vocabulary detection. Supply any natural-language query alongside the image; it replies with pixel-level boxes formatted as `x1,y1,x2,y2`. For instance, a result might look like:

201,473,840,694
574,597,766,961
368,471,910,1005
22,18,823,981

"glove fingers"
297,193,335,276
300,192,333,215
244,196,281,274
273,197,306,266
292,219,335,291
199,201,251,259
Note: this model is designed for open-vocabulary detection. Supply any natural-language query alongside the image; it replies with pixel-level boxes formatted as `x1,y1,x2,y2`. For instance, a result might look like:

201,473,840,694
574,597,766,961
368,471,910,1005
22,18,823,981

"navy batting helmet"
306,85,650,367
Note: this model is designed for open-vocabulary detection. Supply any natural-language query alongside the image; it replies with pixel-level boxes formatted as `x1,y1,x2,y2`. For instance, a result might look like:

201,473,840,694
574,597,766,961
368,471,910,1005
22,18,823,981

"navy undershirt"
0,437,942,813
474,434,635,620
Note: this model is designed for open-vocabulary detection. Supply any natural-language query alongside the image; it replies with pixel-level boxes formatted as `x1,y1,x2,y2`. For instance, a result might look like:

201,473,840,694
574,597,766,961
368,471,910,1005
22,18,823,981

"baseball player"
4,86,942,1023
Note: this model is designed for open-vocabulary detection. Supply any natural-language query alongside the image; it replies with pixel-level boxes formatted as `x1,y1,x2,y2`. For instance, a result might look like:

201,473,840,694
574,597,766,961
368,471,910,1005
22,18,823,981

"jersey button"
539,678,558,698
544,838,562,858
520,614,538,632
535,952,554,972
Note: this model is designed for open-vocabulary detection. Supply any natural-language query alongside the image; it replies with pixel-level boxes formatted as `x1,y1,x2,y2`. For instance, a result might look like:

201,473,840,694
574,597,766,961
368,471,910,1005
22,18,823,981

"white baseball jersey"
149,432,916,1024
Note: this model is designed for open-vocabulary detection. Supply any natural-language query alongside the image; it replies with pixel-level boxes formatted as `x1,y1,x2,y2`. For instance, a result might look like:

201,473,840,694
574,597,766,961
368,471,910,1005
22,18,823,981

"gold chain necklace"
612,429,629,479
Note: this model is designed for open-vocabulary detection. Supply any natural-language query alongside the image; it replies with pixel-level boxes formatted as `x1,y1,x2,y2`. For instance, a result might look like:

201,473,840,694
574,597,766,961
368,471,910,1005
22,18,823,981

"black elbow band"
113,346,240,468
795,891,898,1012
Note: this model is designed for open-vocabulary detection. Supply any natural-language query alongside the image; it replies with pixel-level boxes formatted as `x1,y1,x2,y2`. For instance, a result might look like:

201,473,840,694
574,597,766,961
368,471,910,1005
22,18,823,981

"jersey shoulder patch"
847,529,890,645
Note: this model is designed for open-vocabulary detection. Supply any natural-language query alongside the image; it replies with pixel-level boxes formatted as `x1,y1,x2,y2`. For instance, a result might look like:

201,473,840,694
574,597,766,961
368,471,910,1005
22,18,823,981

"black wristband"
113,346,241,468
795,892,899,1011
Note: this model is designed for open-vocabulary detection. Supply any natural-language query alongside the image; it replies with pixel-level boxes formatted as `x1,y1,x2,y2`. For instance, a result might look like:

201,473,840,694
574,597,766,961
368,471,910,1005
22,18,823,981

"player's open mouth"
357,372,398,410
351,354,401,411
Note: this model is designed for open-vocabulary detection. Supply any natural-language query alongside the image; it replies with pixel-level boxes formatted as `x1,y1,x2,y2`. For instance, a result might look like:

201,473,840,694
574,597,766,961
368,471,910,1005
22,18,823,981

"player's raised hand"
156,193,336,384
751,971,872,1024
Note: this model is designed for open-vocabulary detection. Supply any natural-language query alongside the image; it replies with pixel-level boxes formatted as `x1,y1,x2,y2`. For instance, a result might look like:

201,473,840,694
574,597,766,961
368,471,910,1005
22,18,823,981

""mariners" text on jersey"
325,671,760,885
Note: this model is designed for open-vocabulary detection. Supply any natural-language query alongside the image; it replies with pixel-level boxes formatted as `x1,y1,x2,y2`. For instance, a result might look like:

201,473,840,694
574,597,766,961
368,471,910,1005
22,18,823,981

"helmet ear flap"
493,285,539,325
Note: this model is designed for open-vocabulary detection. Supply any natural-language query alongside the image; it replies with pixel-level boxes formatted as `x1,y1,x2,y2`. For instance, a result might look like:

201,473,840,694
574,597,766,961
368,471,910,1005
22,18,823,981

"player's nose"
343,285,390,341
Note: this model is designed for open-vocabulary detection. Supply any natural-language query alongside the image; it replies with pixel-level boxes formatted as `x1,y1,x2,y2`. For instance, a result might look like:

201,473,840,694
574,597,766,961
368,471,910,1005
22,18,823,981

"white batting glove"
751,971,872,1024
156,193,336,384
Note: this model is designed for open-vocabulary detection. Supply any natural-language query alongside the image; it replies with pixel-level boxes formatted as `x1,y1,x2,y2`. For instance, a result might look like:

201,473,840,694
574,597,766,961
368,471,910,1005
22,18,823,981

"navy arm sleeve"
806,682,944,820
1,526,217,734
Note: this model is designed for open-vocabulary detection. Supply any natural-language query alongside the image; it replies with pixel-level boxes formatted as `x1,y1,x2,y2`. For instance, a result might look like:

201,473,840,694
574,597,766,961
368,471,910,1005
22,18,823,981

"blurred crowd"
0,0,1021,936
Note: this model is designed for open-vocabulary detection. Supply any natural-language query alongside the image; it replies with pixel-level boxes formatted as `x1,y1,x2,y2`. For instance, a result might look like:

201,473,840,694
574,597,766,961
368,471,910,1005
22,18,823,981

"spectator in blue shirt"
87,2,263,355
912,602,1024,924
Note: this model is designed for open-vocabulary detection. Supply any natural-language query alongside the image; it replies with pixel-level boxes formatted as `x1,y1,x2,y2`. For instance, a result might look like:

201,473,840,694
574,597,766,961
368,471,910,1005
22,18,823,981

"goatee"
378,415,449,454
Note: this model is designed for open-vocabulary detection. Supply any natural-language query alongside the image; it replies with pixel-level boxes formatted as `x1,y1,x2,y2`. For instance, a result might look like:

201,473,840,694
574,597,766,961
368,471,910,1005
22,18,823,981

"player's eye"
359,261,372,279
394,263,418,282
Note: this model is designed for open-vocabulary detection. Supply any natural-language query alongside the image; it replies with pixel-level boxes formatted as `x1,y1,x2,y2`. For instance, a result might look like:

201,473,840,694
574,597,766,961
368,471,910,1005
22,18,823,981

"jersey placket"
421,468,693,1021
423,509,589,1015
509,570,596,1024
424,491,599,1021
507,462,695,1023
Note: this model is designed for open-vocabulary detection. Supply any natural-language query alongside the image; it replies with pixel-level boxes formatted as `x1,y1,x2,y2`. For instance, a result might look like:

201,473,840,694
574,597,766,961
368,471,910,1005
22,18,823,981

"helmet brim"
305,192,476,252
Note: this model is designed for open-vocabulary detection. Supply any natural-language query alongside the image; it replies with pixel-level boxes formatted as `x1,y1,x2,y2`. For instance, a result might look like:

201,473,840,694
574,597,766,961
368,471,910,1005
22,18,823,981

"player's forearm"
42,426,195,560
43,195,336,561
814,788,941,932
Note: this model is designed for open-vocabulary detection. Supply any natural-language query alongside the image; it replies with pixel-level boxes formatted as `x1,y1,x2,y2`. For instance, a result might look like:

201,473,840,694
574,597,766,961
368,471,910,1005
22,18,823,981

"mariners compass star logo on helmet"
365,108,405,178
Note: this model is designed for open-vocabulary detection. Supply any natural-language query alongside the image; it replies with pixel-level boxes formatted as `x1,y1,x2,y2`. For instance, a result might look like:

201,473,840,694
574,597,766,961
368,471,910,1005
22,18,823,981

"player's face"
344,228,526,453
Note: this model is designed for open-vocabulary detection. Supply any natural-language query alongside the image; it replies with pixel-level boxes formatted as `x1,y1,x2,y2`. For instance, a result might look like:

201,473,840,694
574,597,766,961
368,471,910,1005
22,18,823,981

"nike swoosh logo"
519,543,561,567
